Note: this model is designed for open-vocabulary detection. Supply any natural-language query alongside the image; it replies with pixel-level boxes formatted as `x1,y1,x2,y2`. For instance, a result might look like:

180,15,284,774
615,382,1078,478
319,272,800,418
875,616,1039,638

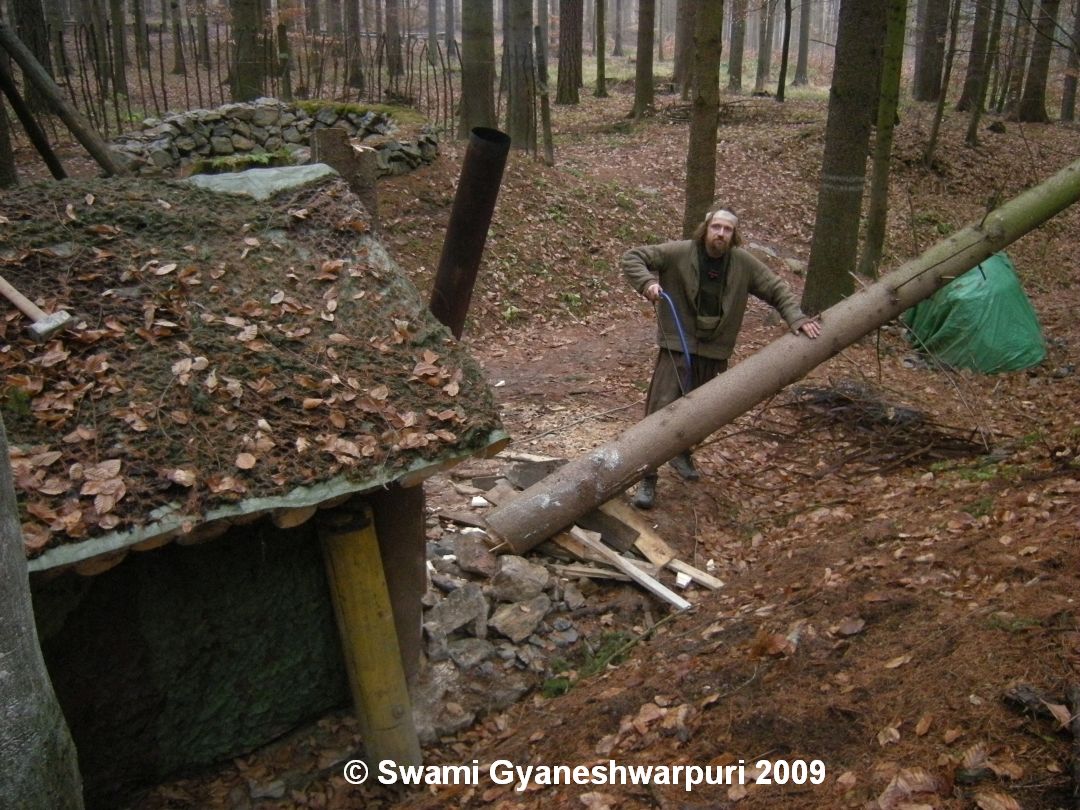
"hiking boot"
632,478,656,509
669,452,700,481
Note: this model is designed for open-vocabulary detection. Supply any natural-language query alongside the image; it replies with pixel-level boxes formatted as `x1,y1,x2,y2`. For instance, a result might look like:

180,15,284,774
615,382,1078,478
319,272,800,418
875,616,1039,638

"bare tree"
776,0,793,100
459,0,495,136
630,0,656,117
913,0,948,99
957,0,994,110
672,0,696,95
924,0,963,165
1016,0,1062,121
967,0,1007,143
682,0,724,236
505,0,535,149
754,0,777,93
729,0,747,91
794,0,811,84
556,0,583,103
595,0,609,96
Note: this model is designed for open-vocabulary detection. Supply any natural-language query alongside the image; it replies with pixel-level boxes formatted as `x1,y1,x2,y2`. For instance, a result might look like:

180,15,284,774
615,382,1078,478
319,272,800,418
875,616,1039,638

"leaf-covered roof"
0,173,505,567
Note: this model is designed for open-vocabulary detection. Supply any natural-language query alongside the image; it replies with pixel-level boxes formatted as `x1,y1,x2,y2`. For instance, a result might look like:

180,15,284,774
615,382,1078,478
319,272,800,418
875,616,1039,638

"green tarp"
904,252,1045,373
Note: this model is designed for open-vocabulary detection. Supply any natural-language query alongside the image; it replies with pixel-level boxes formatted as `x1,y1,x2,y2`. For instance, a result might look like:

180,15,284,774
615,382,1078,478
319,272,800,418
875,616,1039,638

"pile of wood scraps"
437,452,723,612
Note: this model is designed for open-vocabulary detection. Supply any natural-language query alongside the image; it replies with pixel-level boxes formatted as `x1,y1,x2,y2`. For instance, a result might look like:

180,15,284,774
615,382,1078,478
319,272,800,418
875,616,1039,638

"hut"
0,167,506,805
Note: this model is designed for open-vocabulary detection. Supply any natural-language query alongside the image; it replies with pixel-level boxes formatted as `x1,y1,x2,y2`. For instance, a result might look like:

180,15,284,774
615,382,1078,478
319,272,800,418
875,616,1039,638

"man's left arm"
747,258,821,339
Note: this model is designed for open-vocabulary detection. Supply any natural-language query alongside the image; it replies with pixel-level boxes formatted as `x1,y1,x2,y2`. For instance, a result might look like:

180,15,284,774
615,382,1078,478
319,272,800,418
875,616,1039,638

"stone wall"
109,97,439,178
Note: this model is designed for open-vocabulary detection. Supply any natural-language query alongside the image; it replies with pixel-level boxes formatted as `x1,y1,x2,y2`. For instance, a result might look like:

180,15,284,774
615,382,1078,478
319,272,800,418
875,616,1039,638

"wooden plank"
552,563,634,582
577,507,639,552
598,498,676,567
667,558,725,590
568,527,691,611
478,480,520,507
435,509,489,529
318,503,422,767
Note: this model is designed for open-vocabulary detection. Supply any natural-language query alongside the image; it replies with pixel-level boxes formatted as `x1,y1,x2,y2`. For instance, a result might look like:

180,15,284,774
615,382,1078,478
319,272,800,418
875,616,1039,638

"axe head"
28,310,73,342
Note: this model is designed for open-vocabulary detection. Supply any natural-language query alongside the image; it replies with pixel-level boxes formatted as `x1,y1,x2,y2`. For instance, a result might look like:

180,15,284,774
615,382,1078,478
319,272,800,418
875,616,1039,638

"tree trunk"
196,0,211,69
231,0,263,100
630,0,655,117
307,0,321,33
446,0,458,58
753,0,775,93
505,0,534,149
595,0,608,96
923,0,962,165
672,0,695,95
967,0,1007,144
556,0,583,103
728,0,746,90
458,0,495,137
171,0,187,75
131,0,149,69
912,0,947,100
1016,0,1061,122
12,0,55,111
386,0,404,75
801,0,888,315
347,0,365,87
1061,0,1080,120
326,0,342,36
0,418,85,810
0,97,17,187
1002,0,1034,113
681,0,723,237
108,0,128,92
793,0,811,84
956,0,993,110
856,0,907,279
483,157,1080,555
613,0,624,55
776,0,792,100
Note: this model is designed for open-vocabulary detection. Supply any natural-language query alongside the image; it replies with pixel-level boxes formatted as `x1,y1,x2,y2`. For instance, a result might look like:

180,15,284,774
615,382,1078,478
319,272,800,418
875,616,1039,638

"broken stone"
489,555,550,603
447,638,495,670
490,594,552,643
563,582,587,610
423,582,488,641
454,533,498,578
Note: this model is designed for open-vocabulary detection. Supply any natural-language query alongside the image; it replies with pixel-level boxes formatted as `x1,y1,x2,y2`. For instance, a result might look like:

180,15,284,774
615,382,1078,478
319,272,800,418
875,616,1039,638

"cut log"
484,159,1080,554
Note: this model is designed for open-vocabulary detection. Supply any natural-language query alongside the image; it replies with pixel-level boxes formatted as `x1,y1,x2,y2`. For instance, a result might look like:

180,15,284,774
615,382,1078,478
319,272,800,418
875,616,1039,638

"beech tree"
681,0,724,237
1016,0,1062,122
630,0,656,117
794,0,811,85
0,418,84,810
802,0,888,314
728,0,747,91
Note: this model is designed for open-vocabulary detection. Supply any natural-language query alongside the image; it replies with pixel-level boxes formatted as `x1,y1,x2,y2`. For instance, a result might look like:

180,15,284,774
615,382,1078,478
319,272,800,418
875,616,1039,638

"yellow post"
318,501,422,767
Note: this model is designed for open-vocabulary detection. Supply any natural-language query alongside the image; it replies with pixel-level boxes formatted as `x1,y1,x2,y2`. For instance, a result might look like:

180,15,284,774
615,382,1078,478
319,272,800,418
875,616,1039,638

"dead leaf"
837,616,866,636
235,453,257,470
877,724,901,746
83,459,122,481
153,262,178,275
915,714,933,736
884,654,913,669
167,468,197,487
1042,701,1073,728
974,791,1021,810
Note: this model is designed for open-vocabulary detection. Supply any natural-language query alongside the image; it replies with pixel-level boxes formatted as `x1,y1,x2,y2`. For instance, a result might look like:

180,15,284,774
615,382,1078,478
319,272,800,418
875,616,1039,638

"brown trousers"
642,351,728,480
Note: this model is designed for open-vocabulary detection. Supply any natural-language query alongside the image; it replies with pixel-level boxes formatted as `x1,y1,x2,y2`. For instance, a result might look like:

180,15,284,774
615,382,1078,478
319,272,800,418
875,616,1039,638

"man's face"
705,212,737,258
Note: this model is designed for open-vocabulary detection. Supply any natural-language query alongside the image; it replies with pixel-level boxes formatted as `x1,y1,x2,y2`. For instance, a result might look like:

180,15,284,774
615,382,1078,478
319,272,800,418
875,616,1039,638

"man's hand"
643,282,662,303
798,319,822,339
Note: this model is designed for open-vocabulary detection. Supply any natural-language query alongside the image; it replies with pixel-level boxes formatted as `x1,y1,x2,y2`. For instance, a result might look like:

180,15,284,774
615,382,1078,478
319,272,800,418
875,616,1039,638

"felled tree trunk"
484,158,1080,555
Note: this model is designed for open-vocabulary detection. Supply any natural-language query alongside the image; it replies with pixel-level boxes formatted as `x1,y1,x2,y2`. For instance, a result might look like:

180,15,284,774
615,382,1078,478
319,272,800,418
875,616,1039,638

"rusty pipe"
429,127,511,339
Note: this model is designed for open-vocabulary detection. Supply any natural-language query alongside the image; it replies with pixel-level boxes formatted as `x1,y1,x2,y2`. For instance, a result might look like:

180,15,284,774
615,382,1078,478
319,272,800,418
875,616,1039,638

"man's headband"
707,209,739,227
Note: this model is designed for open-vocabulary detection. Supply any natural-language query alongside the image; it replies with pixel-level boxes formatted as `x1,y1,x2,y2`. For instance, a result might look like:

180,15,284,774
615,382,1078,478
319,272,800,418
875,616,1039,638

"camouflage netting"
0,174,504,557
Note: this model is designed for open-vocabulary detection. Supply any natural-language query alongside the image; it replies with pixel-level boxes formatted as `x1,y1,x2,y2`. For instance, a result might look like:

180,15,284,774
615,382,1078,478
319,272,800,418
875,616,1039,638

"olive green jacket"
622,240,809,361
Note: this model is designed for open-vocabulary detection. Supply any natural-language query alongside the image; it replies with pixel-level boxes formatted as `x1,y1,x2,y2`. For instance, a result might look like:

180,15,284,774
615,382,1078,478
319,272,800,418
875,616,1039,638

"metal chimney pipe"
429,127,511,339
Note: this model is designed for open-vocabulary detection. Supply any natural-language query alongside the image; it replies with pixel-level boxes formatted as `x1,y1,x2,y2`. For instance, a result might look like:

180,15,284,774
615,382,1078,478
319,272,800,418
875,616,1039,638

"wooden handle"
0,273,47,321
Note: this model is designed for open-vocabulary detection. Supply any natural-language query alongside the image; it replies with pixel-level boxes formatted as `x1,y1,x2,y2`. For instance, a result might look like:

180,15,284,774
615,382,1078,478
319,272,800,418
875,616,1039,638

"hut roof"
0,170,505,572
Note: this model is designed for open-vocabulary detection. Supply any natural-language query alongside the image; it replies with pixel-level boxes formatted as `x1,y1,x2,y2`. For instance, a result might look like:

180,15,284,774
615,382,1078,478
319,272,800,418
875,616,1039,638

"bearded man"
621,207,821,509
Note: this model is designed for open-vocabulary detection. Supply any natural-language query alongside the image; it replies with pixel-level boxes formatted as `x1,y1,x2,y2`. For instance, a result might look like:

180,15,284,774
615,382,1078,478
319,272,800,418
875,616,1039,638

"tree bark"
793,0,811,84
1016,0,1061,122
956,0,993,110
595,0,608,96
458,0,495,137
801,0,888,315
505,0,535,149
483,157,1080,555
630,0,656,117
0,93,18,187
556,0,583,103
856,0,907,279
0,417,85,810
681,0,724,237
913,0,947,100
776,0,792,100
1061,0,1080,120
728,0,747,91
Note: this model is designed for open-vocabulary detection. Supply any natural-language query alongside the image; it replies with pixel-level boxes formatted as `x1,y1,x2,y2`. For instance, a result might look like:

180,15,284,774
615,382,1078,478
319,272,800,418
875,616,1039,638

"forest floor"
26,81,1080,809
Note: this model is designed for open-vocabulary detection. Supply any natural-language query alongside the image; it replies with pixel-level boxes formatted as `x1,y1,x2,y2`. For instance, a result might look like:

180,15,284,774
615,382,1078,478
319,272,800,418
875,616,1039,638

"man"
622,207,821,509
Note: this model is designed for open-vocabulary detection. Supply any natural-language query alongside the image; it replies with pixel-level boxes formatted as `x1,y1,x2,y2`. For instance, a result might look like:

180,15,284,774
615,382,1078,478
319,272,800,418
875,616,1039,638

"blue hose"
658,290,693,392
